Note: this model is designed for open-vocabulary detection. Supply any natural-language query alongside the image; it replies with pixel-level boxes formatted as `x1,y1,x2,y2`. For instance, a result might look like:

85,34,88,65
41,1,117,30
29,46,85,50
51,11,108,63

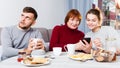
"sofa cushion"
38,28,50,42
47,29,52,42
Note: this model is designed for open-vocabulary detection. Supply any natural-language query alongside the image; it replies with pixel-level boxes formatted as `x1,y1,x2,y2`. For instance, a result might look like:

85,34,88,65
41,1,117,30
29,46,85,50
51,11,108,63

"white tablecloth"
0,52,120,68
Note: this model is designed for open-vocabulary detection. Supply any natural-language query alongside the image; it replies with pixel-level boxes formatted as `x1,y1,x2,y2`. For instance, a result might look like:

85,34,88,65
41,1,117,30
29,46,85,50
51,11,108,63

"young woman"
85,8,120,55
50,9,92,53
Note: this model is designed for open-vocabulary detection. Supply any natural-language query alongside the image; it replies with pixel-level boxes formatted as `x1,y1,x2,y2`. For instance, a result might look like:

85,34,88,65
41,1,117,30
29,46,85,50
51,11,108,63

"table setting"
0,42,120,68
0,51,120,68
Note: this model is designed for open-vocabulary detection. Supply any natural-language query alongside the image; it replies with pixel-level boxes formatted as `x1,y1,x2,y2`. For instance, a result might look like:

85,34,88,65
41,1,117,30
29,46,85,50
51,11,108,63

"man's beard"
21,27,29,30
19,23,32,30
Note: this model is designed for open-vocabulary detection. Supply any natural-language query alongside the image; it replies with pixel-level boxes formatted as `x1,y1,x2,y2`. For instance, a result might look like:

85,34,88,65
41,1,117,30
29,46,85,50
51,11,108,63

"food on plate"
23,57,33,64
69,53,92,60
31,57,48,64
92,48,116,62
23,57,48,64
95,56,104,62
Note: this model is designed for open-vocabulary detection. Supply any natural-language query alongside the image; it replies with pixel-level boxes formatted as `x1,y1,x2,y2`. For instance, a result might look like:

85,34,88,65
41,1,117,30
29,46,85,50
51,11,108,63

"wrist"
82,47,91,54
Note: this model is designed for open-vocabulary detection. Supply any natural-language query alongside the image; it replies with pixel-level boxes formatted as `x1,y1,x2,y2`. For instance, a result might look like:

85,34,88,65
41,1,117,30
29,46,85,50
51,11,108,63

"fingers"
80,40,85,46
93,38,102,47
36,43,44,49
82,40,89,45
116,48,120,55
80,40,90,47
28,41,35,50
33,40,44,50
28,38,45,50
80,40,92,52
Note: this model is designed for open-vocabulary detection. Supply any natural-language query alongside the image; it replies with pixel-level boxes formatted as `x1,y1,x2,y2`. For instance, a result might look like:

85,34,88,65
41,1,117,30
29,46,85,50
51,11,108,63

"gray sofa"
0,27,52,61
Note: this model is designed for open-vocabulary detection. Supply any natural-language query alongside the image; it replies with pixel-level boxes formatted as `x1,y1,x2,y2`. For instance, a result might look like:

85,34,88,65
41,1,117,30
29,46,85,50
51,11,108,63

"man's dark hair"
23,7,38,20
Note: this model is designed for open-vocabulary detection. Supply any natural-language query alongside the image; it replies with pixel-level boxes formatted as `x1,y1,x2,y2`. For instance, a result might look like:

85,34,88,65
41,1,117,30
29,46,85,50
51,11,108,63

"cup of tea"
53,47,62,56
64,44,75,55
32,38,40,49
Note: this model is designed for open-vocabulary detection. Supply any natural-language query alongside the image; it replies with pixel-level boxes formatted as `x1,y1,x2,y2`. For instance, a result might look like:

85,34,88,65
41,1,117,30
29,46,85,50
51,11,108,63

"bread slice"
31,57,48,64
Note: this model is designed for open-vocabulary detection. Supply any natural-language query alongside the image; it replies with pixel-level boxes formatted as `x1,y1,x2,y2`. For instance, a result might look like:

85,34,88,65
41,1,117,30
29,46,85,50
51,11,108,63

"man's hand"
34,39,45,50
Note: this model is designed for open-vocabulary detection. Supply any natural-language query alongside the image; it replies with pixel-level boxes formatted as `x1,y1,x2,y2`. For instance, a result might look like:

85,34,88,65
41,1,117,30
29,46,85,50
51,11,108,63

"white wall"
0,0,67,29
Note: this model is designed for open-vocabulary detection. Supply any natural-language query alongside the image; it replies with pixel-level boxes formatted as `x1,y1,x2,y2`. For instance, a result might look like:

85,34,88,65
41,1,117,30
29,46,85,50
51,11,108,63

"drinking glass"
105,37,117,53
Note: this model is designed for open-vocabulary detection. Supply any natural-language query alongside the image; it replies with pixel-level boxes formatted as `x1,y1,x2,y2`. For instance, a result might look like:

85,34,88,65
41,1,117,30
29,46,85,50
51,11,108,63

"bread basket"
91,48,116,62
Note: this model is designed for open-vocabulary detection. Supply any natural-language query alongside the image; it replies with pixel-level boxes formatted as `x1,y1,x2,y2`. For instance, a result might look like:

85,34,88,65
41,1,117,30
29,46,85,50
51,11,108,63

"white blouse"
85,26,120,49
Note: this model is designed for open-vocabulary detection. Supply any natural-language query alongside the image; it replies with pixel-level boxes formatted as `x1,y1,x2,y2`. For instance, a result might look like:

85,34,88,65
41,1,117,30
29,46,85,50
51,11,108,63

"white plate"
68,53,93,61
69,56,85,61
21,59,50,67
21,56,51,67
69,56,93,62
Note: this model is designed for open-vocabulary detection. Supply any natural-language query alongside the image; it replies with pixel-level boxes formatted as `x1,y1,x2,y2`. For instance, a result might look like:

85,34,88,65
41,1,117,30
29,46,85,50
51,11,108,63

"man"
1,7,48,61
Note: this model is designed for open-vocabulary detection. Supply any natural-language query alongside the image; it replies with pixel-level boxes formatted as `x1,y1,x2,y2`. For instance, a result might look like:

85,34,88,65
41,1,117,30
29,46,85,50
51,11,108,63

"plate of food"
21,56,50,67
69,53,93,61
91,48,116,62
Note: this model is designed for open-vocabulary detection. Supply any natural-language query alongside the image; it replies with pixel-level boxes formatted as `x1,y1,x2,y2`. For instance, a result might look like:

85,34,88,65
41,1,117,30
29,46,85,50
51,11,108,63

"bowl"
91,48,116,62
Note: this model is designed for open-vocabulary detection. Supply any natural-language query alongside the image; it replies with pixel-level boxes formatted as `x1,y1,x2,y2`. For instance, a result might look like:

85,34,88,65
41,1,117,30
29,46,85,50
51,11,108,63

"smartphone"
82,37,91,44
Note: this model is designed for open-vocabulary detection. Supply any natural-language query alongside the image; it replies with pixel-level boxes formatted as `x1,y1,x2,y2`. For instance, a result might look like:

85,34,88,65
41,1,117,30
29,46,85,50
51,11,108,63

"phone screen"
82,37,91,44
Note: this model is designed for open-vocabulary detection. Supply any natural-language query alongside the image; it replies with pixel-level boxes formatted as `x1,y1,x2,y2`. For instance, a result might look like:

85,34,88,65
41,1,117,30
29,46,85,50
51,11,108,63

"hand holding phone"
82,37,91,44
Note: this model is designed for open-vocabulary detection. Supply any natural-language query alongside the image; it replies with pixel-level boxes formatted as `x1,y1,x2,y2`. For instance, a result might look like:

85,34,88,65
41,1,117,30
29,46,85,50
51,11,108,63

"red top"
49,24,85,51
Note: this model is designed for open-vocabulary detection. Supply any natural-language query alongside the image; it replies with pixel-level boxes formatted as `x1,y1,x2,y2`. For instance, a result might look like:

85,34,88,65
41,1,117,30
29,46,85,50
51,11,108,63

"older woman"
49,9,92,53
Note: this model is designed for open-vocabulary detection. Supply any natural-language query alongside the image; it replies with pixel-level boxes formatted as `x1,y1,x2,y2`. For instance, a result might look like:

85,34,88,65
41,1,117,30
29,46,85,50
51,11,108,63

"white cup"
53,47,62,56
64,44,75,55
106,37,117,53
108,46,116,53
33,38,39,44
32,38,39,49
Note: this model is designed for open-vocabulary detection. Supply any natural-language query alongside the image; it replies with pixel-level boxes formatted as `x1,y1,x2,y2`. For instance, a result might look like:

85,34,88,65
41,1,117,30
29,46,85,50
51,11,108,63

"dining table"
0,52,120,68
